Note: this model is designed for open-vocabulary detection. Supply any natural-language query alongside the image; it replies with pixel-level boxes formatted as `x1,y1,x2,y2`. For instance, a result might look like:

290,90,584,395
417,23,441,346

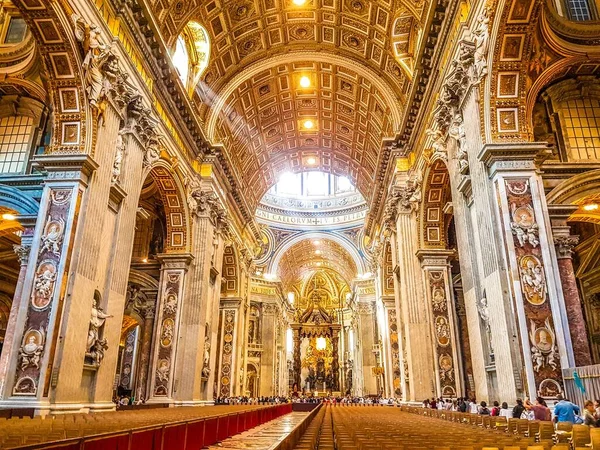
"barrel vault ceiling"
149,0,428,211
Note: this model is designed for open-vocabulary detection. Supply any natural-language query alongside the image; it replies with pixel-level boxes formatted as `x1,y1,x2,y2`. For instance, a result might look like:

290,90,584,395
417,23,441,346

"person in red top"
490,401,501,416
525,396,551,421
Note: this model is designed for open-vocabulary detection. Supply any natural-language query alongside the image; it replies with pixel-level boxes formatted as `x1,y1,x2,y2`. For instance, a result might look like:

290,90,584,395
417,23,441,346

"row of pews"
0,404,291,449
286,403,600,450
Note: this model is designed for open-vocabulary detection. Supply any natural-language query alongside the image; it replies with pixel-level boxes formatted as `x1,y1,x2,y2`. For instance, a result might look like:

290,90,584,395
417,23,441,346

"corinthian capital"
553,235,579,259
13,244,31,266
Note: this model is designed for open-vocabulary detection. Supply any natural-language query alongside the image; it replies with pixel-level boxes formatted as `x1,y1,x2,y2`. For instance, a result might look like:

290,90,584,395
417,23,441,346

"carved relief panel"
13,188,76,397
426,270,458,398
501,179,563,398
151,270,184,398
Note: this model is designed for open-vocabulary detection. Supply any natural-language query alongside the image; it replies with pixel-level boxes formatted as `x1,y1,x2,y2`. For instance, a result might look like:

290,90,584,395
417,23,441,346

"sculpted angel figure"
111,133,125,184
202,335,211,378
34,267,56,305
41,218,64,255
472,8,490,81
72,14,116,109
86,299,113,357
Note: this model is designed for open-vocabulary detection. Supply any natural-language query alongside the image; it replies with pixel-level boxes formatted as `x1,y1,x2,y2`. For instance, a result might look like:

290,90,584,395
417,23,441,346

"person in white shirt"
499,402,512,418
470,399,479,414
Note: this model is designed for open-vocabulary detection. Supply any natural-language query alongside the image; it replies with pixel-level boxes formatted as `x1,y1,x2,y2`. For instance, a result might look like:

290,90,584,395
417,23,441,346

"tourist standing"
512,399,525,419
553,394,580,423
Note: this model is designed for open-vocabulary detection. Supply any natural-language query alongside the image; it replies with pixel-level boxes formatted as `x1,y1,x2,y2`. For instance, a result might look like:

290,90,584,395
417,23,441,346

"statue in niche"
477,294,495,362
202,334,211,378
85,299,113,366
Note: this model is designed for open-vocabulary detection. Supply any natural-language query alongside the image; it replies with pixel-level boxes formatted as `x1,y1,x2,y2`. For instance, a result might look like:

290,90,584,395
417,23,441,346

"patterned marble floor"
206,411,310,449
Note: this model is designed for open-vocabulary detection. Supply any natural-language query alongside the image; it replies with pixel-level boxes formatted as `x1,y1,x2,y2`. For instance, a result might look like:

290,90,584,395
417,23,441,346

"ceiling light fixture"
1,213,16,221
299,75,311,88
293,0,306,5
315,249,322,255
307,157,316,165
313,240,320,246
303,119,314,129
142,258,148,263
583,203,599,211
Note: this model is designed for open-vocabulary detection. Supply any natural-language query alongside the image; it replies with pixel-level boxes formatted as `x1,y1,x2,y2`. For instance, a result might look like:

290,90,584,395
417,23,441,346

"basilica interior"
0,0,599,446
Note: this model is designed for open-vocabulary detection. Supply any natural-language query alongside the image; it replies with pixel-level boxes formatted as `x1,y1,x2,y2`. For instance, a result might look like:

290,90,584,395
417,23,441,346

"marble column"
135,303,155,401
389,177,435,401
418,249,462,398
381,298,402,398
453,279,476,399
147,253,193,403
174,185,227,404
293,327,302,388
0,234,32,397
550,205,592,367
356,295,377,396
481,144,574,399
331,328,340,391
259,303,278,396
216,301,242,397
0,157,96,412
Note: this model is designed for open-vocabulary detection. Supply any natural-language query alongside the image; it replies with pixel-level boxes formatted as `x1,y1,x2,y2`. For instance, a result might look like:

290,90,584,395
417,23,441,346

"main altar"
291,296,341,393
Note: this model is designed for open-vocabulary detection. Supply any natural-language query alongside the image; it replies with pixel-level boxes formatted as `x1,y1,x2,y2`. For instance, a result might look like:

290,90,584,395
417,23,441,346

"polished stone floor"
207,411,309,449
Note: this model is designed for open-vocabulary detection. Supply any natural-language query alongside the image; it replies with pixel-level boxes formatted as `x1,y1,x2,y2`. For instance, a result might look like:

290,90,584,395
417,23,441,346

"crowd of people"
423,394,600,425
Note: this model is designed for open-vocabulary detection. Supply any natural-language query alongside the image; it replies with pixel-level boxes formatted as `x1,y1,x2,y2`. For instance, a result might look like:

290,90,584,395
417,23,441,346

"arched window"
538,78,600,162
0,115,34,173
172,36,189,85
171,22,210,96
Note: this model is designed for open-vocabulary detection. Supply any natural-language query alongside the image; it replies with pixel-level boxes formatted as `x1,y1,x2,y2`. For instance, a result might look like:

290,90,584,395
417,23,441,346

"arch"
128,269,160,291
547,169,600,205
547,169,600,223
142,162,191,253
419,160,452,248
269,231,367,277
0,184,39,216
13,0,90,153
174,21,211,97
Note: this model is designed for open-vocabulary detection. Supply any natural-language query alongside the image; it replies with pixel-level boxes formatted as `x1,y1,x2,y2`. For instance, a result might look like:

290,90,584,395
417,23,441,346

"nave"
3,403,600,450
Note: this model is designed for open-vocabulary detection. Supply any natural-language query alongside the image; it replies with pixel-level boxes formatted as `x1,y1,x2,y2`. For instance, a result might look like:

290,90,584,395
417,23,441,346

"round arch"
141,161,192,253
14,0,91,153
0,184,39,216
268,231,367,277
419,159,453,249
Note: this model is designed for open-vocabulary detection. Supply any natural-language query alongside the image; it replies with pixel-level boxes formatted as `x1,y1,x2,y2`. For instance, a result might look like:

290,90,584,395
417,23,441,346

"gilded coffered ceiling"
149,0,427,210
278,238,358,288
